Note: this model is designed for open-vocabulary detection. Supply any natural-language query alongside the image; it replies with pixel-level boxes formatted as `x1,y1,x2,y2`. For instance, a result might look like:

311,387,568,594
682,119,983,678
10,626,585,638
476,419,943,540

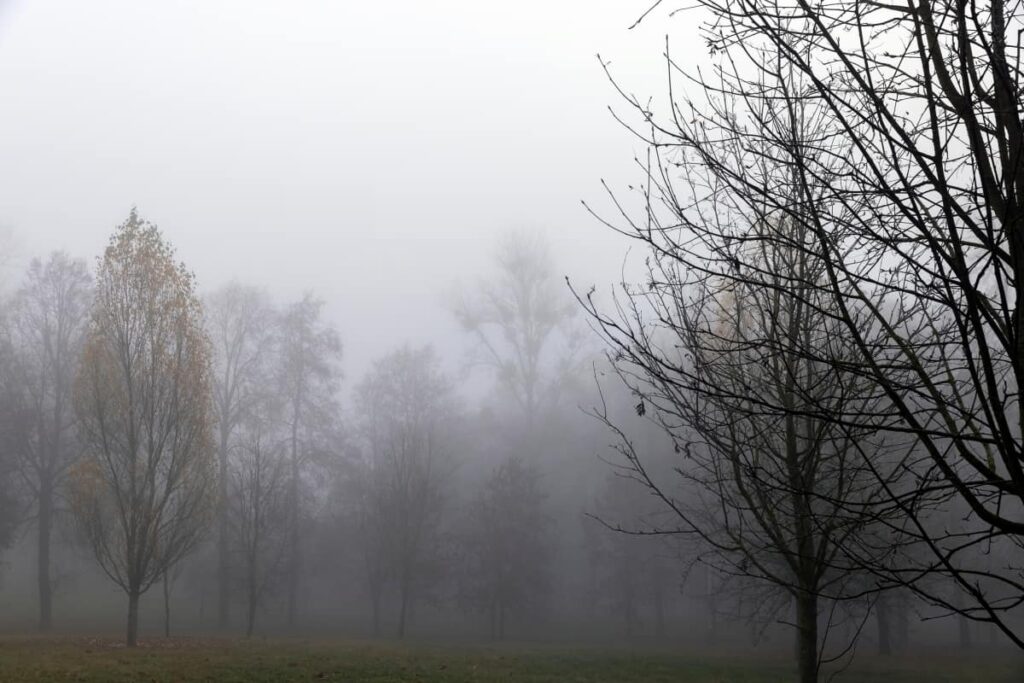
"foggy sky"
0,0,703,392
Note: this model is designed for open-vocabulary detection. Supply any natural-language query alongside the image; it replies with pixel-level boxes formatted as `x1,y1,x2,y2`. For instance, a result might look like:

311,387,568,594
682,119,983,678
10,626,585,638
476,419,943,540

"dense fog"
1,2,1023,681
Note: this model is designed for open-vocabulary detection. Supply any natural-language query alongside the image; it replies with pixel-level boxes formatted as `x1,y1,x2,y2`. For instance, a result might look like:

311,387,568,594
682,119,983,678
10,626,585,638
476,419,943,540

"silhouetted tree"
605,0,1024,645
584,183,897,681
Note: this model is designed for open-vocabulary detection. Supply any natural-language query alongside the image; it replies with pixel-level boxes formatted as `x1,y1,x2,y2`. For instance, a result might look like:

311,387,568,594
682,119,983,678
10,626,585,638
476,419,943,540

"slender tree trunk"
126,591,140,648
624,593,635,637
217,426,230,630
397,574,409,639
489,599,497,640
654,592,665,638
371,588,381,637
706,566,718,643
163,571,171,637
245,553,257,638
876,595,892,656
287,416,299,627
795,591,818,683
246,591,257,638
37,483,53,632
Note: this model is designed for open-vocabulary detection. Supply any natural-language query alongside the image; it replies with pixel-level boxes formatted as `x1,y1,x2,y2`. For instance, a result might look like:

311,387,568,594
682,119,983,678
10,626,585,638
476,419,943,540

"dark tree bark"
126,591,140,648
796,592,818,683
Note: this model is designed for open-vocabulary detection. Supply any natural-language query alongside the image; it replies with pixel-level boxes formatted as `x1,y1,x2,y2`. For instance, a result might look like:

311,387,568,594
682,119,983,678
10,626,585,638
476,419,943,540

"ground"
0,637,1018,682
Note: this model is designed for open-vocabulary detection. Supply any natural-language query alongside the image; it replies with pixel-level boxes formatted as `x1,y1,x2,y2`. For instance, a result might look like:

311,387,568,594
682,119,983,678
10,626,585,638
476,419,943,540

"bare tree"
230,413,289,637
599,0,1024,644
455,231,581,427
586,472,676,638
457,455,551,639
356,345,454,638
277,293,341,627
345,450,392,635
583,179,898,680
70,209,216,647
4,252,91,631
206,282,277,629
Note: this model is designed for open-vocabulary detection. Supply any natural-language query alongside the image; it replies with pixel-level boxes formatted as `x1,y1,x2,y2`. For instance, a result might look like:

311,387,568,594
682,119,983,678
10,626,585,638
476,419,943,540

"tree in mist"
455,231,581,427
3,252,91,631
277,293,341,626
601,0,1024,646
585,472,675,638
355,345,454,638
70,210,216,647
345,450,392,635
585,194,897,680
0,338,26,584
206,282,277,629
230,408,290,637
456,455,551,639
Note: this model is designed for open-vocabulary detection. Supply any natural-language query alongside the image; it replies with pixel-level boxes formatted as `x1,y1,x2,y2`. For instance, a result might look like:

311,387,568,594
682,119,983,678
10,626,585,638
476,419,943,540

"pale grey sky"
0,0,704,389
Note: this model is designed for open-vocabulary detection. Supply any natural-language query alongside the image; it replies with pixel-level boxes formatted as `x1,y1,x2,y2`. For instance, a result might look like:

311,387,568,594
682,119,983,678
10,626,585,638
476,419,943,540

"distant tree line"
0,216,655,647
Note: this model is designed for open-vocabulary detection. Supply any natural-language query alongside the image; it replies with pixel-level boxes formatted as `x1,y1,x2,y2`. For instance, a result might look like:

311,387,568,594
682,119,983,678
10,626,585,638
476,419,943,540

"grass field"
0,637,1018,682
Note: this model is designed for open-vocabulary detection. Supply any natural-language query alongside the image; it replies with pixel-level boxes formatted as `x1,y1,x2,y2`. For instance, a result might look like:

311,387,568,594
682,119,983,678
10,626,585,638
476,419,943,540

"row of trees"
0,215,636,646
583,1,1024,681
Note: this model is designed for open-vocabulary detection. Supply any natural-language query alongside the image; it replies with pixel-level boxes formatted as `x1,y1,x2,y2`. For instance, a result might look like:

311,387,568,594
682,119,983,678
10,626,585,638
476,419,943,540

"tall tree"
230,409,289,637
5,252,91,631
278,293,341,626
608,0,1024,644
356,345,454,638
584,196,894,680
455,231,580,427
70,209,216,647
206,283,277,629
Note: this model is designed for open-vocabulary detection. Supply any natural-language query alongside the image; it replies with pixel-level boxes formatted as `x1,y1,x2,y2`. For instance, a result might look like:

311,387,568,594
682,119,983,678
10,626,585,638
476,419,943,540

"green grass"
0,636,1017,682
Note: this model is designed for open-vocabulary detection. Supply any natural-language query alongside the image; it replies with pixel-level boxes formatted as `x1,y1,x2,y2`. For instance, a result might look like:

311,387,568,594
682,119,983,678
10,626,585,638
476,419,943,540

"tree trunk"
397,575,409,639
371,591,381,637
246,594,256,638
876,595,892,656
163,571,171,637
37,484,53,632
795,591,818,683
489,599,497,640
217,427,230,630
126,591,140,648
287,418,299,627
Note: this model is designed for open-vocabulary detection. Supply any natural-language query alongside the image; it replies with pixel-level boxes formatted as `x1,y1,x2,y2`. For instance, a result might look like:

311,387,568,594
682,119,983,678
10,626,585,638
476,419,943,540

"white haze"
0,0,704,389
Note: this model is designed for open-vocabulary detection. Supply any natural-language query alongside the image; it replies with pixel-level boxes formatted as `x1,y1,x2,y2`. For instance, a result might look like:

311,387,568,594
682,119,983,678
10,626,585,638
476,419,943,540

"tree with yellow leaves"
71,209,216,647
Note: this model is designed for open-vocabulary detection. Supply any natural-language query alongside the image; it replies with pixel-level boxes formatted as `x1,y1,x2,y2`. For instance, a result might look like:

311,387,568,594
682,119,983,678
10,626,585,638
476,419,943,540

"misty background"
0,0,1013,670
0,0,694,385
